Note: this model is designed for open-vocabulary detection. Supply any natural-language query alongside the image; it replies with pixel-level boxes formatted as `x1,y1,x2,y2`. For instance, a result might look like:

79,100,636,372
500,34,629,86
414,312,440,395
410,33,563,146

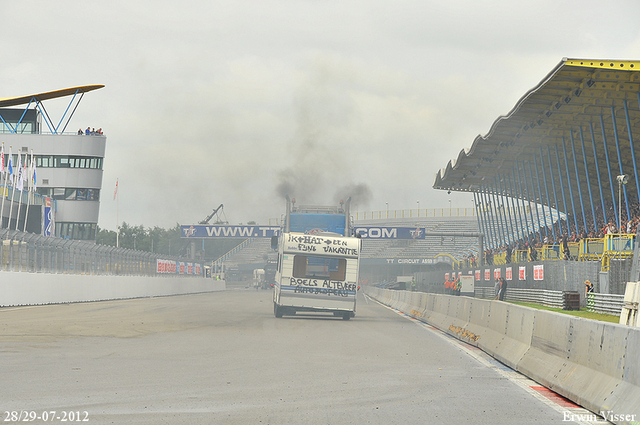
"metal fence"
0,228,193,276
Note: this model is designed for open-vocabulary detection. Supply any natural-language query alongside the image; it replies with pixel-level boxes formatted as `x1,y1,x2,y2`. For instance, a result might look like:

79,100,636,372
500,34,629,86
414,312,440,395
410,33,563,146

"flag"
21,156,27,189
7,148,13,183
113,179,118,200
31,155,36,191
0,144,4,175
16,151,23,191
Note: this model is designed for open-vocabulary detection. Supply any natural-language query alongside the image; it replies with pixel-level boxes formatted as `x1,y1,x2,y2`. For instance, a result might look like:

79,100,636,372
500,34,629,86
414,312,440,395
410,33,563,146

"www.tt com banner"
181,225,281,238
181,224,426,239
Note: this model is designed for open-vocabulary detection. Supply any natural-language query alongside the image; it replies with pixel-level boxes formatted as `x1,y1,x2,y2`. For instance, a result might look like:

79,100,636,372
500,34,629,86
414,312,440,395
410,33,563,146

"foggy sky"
2,0,639,230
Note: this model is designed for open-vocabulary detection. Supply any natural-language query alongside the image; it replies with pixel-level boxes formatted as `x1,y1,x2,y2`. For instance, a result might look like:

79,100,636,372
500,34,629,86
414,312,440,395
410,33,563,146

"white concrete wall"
0,272,226,307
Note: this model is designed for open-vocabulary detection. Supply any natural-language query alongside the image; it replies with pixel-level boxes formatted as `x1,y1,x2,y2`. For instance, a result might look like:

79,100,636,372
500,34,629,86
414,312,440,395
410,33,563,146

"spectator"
498,277,507,301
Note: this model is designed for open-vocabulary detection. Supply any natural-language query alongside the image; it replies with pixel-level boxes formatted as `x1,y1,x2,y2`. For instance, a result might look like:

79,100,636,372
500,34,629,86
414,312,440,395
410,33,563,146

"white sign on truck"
273,232,361,320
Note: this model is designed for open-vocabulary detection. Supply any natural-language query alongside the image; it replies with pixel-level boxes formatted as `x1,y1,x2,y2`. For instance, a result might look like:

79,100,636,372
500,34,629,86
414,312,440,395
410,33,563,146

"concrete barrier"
0,272,226,307
364,286,640,424
555,319,628,416
606,327,640,423
493,302,535,369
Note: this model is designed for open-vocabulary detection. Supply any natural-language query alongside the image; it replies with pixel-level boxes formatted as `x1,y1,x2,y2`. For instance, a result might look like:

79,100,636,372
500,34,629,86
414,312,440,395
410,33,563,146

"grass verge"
508,301,620,323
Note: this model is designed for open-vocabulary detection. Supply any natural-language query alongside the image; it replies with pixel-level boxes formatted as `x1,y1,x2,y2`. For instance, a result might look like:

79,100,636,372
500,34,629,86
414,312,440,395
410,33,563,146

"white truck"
272,231,361,320
271,196,360,320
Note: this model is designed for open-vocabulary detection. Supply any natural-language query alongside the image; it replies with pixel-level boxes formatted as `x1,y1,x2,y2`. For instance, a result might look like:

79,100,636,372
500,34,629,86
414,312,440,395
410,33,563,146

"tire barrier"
365,287,640,424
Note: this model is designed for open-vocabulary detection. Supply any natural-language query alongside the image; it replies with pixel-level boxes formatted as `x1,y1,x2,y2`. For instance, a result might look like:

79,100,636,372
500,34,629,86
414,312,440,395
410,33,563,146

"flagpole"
8,149,17,230
0,143,5,229
23,150,34,232
15,150,24,231
115,178,119,248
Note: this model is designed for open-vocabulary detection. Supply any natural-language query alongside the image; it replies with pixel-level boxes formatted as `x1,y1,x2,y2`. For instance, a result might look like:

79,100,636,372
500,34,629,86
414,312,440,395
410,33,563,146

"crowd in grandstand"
459,200,640,268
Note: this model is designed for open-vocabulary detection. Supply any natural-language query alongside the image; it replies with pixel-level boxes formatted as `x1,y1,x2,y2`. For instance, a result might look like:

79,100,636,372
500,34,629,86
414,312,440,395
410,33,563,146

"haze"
2,0,639,229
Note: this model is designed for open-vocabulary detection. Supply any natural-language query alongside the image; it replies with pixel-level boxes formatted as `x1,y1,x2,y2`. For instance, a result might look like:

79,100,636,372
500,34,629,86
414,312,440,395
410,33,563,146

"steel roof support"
569,131,588,234
538,149,555,241
0,114,15,133
599,114,618,228
532,158,548,241
513,166,530,241
546,146,563,235
610,105,631,225
561,137,580,236
579,126,597,233
497,175,511,245
481,185,497,248
56,90,82,134
623,98,640,205
506,171,524,242
525,161,541,241
490,180,506,246
519,161,535,242
555,144,571,236
478,187,489,248
473,191,483,231
497,174,515,245
473,192,486,252
35,101,55,134
477,187,490,248
589,122,608,227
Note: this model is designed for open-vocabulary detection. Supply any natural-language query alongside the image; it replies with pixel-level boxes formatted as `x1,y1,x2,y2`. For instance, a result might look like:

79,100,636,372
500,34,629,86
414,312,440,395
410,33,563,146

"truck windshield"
292,255,346,281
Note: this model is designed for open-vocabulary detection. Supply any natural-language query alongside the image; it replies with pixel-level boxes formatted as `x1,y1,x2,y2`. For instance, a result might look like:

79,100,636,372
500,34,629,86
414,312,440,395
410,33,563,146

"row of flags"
0,144,37,192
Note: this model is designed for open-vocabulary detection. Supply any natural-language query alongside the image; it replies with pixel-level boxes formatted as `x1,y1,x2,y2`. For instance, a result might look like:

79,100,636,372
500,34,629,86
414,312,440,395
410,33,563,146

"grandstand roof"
434,58,640,208
0,85,104,108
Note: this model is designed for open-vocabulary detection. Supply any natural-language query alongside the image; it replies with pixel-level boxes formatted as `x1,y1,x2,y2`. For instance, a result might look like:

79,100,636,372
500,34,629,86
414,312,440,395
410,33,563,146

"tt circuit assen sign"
181,225,426,239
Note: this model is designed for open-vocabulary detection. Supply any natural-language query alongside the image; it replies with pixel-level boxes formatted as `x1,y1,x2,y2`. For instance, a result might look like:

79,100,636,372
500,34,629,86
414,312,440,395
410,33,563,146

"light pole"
617,174,629,233
416,200,419,217
386,202,388,218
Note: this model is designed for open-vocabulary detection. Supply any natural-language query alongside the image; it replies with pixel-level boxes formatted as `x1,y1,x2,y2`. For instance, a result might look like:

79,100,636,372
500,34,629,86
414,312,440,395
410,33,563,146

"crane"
199,204,226,225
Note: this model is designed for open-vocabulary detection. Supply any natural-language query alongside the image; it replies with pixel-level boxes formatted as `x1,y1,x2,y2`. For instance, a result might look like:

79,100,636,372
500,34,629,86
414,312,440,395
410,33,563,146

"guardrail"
475,287,565,308
586,293,624,316
505,288,565,308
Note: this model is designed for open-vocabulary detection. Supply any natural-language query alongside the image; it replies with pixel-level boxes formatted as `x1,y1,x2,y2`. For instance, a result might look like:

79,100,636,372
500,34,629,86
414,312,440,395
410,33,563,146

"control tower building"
0,85,105,240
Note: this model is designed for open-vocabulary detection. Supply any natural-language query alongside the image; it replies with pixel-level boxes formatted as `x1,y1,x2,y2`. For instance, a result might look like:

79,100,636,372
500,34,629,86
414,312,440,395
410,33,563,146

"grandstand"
432,58,640,294
356,215,479,260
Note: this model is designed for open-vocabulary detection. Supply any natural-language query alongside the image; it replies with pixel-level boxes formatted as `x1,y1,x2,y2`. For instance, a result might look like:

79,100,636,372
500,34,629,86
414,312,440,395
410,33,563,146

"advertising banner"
533,264,544,281
181,225,280,238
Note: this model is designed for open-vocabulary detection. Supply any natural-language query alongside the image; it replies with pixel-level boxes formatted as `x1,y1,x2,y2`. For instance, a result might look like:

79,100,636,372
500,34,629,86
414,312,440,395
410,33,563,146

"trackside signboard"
156,259,202,275
181,225,427,239
181,225,281,238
